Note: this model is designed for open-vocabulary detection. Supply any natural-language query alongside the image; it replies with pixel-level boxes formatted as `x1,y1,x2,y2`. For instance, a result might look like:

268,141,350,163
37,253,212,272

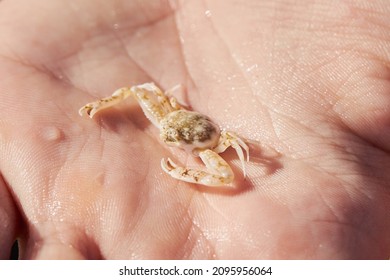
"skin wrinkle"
55,3,175,96
158,202,192,258
111,32,152,83
175,2,229,111
188,216,218,258
0,54,65,87
166,3,204,109
26,221,102,259
182,216,217,259
175,188,215,259
306,138,386,189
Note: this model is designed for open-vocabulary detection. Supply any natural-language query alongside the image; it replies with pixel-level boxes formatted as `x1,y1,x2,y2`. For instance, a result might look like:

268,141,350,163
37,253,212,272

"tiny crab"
79,83,249,186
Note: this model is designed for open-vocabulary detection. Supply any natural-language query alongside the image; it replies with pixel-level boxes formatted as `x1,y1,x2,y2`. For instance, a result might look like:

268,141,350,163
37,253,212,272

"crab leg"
161,149,234,186
164,84,182,110
78,87,133,118
213,131,249,177
79,82,175,127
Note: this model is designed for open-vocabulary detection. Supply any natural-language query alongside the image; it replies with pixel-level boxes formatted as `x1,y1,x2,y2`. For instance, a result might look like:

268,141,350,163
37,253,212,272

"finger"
30,242,87,260
22,222,101,260
0,174,19,259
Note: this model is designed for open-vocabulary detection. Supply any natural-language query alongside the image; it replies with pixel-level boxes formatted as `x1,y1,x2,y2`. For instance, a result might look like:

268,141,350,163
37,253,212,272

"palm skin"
0,0,389,259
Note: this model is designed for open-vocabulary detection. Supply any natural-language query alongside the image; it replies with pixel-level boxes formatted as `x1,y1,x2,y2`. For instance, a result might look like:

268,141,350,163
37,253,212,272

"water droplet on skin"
41,126,62,142
246,64,258,72
205,10,212,18
227,74,237,81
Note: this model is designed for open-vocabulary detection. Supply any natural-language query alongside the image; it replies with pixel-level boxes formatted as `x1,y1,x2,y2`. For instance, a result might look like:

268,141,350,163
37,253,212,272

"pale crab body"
79,83,249,186
160,109,220,155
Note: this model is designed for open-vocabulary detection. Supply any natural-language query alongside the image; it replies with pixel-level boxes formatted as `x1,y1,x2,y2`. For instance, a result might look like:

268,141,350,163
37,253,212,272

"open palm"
0,0,389,259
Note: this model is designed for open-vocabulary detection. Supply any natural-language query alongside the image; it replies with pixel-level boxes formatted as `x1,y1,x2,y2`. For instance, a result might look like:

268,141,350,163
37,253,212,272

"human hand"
0,0,389,259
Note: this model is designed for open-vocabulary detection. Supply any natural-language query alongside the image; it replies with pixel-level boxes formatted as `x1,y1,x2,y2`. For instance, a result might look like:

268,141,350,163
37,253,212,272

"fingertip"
32,243,87,260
